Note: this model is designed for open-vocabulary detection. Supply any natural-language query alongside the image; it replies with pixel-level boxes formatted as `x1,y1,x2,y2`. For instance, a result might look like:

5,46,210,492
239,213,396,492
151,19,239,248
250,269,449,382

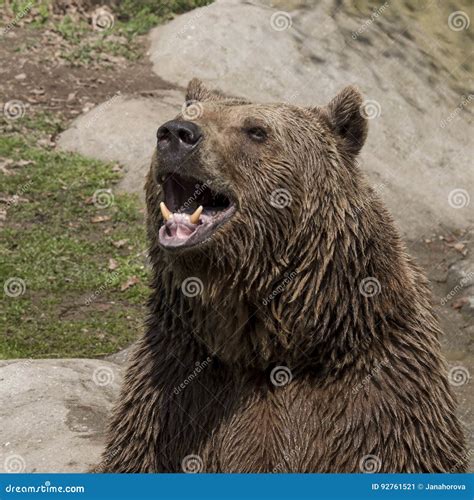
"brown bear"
96,79,467,473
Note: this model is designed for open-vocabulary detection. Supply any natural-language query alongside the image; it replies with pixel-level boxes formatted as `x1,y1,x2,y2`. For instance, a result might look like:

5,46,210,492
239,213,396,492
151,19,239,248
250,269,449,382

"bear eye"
245,126,267,142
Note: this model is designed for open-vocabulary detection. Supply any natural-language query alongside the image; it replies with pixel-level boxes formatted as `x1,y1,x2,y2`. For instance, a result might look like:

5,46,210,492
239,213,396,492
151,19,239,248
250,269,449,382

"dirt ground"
0,27,174,127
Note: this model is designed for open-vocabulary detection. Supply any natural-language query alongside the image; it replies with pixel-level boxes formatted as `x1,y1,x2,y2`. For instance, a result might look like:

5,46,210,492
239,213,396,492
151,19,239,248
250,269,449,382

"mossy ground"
1,0,213,359
3,0,214,66
0,123,149,359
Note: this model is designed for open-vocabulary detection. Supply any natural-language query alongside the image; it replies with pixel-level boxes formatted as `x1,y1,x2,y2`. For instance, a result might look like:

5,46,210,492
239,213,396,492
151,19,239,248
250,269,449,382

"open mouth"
158,174,236,249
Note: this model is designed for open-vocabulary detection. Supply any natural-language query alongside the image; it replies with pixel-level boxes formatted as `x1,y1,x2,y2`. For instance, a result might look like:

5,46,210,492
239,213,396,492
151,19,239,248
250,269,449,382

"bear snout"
156,119,203,167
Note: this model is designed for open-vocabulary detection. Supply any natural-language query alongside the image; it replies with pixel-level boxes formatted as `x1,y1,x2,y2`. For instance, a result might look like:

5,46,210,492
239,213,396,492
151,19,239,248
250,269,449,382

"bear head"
146,79,369,295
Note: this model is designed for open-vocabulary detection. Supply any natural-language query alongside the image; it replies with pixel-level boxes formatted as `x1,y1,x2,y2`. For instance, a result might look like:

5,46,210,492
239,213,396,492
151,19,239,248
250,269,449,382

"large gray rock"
56,0,473,239
58,90,182,197
147,0,473,239
0,359,122,473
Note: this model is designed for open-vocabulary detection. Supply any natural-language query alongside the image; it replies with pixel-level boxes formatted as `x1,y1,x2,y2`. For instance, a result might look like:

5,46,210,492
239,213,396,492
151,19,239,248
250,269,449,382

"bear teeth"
189,205,203,224
160,201,203,225
160,202,172,221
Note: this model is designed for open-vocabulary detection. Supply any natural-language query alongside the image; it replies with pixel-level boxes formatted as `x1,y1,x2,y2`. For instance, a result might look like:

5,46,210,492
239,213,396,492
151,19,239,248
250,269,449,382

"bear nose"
156,120,202,155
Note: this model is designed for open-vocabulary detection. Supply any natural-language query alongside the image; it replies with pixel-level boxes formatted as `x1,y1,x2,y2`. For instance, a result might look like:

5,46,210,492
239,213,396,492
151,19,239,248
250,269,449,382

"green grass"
118,0,214,35
0,133,149,359
3,0,214,66
0,0,213,359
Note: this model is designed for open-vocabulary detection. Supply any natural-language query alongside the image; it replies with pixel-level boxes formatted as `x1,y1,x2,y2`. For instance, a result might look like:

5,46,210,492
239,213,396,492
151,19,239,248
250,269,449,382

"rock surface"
146,0,473,239
104,343,136,365
58,90,183,197
446,259,474,318
57,0,473,240
0,359,122,473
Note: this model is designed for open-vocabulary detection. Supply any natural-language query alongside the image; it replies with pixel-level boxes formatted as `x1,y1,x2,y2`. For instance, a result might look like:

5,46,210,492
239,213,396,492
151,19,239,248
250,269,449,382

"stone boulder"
57,90,182,197
0,359,122,473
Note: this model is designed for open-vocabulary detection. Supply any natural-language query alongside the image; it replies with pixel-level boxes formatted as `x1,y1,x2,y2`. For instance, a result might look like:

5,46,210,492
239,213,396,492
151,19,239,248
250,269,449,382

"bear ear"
186,78,227,102
322,86,368,156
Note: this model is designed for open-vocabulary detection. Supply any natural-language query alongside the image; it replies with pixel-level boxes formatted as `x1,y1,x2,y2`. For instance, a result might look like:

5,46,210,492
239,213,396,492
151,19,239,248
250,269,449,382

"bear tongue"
159,209,221,246
169,223,195,239
165,213,198,239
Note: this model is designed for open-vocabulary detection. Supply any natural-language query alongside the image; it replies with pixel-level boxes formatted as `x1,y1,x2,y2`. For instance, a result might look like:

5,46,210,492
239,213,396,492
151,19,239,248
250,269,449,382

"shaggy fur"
96,79,467,472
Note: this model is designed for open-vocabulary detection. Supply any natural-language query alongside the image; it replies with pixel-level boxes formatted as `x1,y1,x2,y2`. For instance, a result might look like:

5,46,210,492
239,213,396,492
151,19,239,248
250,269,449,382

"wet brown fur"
96,79,467,472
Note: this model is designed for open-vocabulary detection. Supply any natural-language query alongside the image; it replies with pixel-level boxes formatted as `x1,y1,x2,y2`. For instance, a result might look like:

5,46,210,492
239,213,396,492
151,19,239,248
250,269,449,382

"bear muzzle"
158,173,236,250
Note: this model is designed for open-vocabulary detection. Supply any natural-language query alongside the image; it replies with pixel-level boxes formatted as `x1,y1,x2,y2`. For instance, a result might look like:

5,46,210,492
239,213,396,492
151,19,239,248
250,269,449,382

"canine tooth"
160,202,172,221
189,205,203,224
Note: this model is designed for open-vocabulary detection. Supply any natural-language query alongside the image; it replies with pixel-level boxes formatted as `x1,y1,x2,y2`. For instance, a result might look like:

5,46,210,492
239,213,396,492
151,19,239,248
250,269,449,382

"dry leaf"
0,165,15,176
108,258,118,270
91,215,111,223
0,195,29,205
445,241,468,256
0,208,7,226
452,297,469,310
443,234,456,243
14,159,34,167
112,238,128,248
82,102,95,113
452,242,467,255
120,275,139,291
37,138,56,148
96,303,112,311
